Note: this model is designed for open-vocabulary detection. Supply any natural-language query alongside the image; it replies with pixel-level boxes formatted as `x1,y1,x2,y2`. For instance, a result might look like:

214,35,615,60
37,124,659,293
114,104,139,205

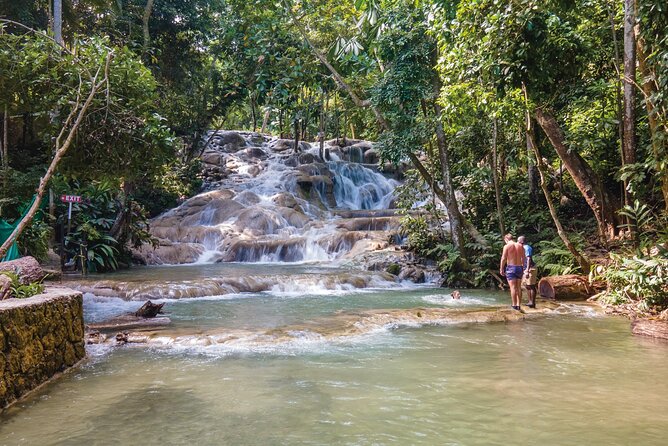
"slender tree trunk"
491,117,505,235
0,53,112,259
434,116,466,254
635,21,668,210
533,107,619,241
527,119,539,203
293,119,300,154
143,0,155,52
2,105,7,191
623,0,637,207
110,180,133,240
527,116,591,274
53,0,62,45
250,93,257,132
608,1,626,214
261,109,270,134
319,91,325,160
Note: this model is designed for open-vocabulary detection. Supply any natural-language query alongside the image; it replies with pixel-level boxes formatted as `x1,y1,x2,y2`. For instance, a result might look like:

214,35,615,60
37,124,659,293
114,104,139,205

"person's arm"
521,248,527,271
500,245,507,276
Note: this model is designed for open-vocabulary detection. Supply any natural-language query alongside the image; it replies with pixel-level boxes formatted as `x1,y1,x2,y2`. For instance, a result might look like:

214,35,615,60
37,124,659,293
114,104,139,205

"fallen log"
134,300,164,318
538,274,603,301
631,319,668,341
0,256,46,284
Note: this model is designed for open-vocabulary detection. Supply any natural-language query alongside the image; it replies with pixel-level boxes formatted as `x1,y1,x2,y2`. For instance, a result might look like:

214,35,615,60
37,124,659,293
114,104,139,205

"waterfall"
142,131,403,265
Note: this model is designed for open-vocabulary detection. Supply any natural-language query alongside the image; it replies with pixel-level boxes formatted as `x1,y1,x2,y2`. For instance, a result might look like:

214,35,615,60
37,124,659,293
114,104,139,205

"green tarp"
0,219,20,262
0,196,38,262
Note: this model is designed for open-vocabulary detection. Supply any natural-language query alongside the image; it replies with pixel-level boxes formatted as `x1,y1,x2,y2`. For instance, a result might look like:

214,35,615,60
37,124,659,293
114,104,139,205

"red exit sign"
60,195,82,203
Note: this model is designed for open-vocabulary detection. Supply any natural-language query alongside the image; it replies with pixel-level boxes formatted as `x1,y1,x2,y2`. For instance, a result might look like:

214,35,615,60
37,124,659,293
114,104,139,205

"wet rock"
350,141,373,151
237,147,268,160
272,193,304,212
234,190,261,206
364,148,379,164
222,238,306,262
201,152,222,166
208,131,247,152
276,207,310,228
298,152,317,164
269,139,296,152
398,267,426,283
234,207,288,235
342,145,365,163
134,242,204,265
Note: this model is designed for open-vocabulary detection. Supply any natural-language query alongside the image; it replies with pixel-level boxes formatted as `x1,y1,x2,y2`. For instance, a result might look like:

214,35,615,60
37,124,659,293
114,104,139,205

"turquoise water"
1,264,667,445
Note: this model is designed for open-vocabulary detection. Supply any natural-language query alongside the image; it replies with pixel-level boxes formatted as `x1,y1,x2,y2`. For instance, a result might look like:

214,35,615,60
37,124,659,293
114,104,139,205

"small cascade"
136,131,405,266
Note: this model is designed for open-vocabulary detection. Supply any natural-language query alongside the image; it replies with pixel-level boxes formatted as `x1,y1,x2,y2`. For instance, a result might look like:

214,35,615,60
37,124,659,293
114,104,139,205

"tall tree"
622,0,637,207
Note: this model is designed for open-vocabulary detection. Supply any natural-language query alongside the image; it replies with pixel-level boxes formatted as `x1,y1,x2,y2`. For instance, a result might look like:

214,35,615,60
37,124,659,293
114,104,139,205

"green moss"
386,263,402,276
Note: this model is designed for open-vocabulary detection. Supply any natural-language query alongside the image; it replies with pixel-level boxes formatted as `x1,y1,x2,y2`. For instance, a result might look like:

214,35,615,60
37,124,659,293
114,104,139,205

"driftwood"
538,275,603,301
87,315,171,331
631,319,668,341
0,256,46,284
134,300,164,318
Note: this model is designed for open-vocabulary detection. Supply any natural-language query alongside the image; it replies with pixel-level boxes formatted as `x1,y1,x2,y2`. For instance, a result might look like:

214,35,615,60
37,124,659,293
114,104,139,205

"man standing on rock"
518,236,537,308
500,233,526,311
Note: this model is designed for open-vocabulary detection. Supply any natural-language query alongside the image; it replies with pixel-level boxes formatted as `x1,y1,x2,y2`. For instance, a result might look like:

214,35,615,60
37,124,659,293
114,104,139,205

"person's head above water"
504,233,513,243
517,235,526,244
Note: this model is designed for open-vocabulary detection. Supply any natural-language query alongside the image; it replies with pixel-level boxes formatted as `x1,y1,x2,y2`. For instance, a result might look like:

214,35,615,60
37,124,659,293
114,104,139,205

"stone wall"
0,287,85,409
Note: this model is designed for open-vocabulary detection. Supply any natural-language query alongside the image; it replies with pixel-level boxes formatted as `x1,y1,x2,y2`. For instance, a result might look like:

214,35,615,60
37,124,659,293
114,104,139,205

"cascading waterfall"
138,132,405,265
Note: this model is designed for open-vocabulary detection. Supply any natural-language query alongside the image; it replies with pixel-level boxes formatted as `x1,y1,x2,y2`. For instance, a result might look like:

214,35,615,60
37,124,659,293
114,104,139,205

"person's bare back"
503,242,525,266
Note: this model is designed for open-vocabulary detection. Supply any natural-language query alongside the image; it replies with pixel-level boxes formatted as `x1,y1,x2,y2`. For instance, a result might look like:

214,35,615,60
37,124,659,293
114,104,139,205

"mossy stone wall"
0,288,85,409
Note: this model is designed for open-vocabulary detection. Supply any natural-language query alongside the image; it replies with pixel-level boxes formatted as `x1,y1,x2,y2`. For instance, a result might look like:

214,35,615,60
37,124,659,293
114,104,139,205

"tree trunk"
319,91,326,160
534,107,619,241
527,113,591,274
0,54,112,260
143,0,155,51
635,24,668,210
622,0,637,207
293,119,300,153
609,1,626,214
491,117,505,235
538,275,602,300
250,92,257,132
2,105,7,191
109,181,133,240
53,0,63,45
261,109,270,134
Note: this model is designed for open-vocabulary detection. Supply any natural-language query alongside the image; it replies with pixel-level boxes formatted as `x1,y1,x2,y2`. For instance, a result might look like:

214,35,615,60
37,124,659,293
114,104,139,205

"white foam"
420,294,493,306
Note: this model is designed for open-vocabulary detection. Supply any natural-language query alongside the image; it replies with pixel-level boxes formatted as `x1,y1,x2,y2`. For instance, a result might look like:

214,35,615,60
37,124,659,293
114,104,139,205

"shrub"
0,271,45,299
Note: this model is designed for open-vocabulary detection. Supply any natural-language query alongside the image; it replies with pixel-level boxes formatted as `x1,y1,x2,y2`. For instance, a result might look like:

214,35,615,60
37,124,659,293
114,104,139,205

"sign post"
60,195,82,273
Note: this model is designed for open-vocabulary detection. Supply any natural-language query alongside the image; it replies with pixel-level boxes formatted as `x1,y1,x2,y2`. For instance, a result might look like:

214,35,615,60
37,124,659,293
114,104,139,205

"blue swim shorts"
505,265,524,281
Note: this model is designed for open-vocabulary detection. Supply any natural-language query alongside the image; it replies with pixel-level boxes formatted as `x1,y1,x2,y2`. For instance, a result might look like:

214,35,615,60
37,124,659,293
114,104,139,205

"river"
1,263,667,445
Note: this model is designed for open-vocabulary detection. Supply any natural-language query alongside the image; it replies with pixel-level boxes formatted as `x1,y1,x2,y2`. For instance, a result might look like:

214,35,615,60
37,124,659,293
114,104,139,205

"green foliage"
17,219,52,262
535,235,584,276
135,158,203,217
0,271,44,299
593,252,668,313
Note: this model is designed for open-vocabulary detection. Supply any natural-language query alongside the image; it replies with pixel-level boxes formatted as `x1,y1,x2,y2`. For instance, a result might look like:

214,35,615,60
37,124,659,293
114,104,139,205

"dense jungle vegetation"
0,0,667,314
